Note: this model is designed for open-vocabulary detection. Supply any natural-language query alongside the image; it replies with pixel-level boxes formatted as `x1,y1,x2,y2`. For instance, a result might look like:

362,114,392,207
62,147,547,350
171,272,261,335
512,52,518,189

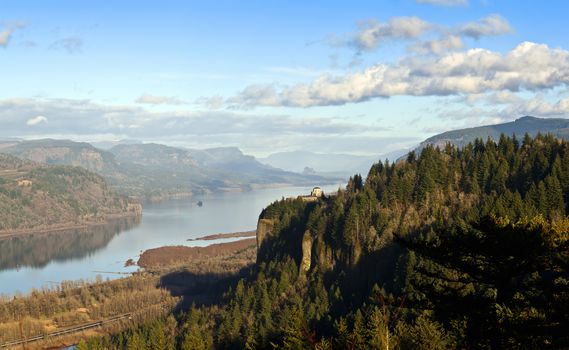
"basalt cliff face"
255,199,316,274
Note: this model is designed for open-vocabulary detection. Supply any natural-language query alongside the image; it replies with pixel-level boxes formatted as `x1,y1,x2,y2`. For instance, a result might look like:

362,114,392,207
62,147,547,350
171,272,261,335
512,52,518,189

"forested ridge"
76,134,569,349
0,154,139,233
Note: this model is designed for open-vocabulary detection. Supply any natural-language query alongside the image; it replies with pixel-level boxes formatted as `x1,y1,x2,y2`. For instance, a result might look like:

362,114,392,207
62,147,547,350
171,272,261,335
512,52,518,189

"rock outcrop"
256,218,276,251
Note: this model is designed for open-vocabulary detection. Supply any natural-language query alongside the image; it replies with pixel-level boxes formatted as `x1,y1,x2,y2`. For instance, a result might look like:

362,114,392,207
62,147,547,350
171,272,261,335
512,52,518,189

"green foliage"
69,134,569,349
399,215,569,348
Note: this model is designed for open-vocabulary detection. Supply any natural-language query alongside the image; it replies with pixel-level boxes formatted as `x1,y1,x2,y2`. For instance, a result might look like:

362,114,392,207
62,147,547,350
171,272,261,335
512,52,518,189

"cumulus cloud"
136,94,185,105
49,37,83,53
353,17,432,51
416,0,468,6
433,92,569,130
497,95,569,118
410,35,464,54
223,42,569,108
26,115,48,126
459,14,512,39
335,14,512,55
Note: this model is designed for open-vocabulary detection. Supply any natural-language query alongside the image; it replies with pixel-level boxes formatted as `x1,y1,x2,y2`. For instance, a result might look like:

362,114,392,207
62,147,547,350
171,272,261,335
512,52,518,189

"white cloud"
500,96,569,118
0,98,401,155
353,17,432,51
459,14,512,39
135,94,185,105
223,42,569,108
416,0,468,6
410,35,464,54
26,115,48,126
335,14,512,55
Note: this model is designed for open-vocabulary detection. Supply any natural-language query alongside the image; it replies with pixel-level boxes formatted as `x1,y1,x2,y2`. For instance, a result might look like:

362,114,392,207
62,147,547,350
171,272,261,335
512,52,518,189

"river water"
0,185,341,296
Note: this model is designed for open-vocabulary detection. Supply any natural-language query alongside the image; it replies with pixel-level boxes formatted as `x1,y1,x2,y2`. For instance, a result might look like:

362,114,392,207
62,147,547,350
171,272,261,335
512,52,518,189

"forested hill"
418,116,569,152
246,133,569,349
0,154,139,234
75,134,569,349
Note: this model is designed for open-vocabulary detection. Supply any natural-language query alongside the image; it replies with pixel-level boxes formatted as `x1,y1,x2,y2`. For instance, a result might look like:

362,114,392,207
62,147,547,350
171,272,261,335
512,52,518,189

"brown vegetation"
0,236,257,348
138,238,256,271
188,230,256,241
0,275,177,347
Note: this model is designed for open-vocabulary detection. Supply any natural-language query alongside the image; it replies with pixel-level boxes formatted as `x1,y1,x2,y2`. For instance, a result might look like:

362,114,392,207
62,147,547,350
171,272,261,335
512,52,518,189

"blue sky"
1,0,569,156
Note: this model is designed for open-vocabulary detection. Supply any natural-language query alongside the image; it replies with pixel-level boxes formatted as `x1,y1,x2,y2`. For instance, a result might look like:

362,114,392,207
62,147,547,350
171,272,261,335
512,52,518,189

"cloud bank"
223,42,569,108
0,98,405,155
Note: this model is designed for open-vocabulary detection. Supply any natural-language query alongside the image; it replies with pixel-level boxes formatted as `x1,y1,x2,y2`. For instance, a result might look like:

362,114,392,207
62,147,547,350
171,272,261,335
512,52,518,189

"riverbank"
0,234,257,348
0,211,142,241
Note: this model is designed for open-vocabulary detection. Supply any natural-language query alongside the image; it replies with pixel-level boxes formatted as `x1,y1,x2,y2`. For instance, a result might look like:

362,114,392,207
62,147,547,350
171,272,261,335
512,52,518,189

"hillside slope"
418,116,569,151
0,139,121,175
244,134,569,348
0,154,139,234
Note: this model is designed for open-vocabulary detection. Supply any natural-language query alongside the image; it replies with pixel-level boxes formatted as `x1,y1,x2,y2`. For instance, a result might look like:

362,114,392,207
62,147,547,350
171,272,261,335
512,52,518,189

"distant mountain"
0,154,138,234
417,116,569,152
111,143,197,168
90,139,142,150
109,143,333,199
259,150,408,177
0,139,121,175
0,139,336,201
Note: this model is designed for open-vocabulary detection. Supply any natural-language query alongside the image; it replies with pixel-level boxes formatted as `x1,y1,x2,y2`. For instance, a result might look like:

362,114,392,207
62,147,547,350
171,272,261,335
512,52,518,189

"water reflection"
0,216,141,270
0,185,342,295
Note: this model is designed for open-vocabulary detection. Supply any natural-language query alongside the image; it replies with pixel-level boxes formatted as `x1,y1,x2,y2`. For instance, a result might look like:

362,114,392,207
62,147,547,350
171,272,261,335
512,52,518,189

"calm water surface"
0,185,341,296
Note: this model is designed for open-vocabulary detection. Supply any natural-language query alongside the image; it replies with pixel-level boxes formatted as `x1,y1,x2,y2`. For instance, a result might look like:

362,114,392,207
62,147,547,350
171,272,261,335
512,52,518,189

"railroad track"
0,313,133,349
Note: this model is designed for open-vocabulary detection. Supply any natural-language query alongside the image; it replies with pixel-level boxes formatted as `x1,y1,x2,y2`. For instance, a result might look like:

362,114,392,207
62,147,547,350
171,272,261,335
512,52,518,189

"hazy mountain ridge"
109,143,333,198
111,143,198,168
417,116,569,152
259,149,408,177
0,140,336,201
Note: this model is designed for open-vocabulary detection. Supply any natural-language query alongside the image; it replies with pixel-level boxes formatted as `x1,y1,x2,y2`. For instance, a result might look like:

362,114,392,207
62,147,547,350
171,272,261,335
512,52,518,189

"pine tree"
545,175,565,215
126,332,147,350
182,325,207,350
351,310,366,349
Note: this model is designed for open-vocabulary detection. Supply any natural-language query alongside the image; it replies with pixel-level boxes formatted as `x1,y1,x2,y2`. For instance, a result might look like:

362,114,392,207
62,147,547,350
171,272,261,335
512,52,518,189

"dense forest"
74,134,569,349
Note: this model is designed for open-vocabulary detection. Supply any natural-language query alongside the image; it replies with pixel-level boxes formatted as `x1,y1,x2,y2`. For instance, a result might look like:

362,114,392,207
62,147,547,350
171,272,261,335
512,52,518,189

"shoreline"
139,181,343,204
188,230,256,241
0,211,142,241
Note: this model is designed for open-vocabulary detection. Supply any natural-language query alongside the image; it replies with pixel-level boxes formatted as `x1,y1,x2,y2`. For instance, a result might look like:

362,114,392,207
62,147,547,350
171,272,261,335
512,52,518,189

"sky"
1,0,569,157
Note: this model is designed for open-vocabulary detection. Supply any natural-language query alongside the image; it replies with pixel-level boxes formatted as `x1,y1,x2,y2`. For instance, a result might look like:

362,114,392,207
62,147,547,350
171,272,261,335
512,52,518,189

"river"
0,184,341,296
